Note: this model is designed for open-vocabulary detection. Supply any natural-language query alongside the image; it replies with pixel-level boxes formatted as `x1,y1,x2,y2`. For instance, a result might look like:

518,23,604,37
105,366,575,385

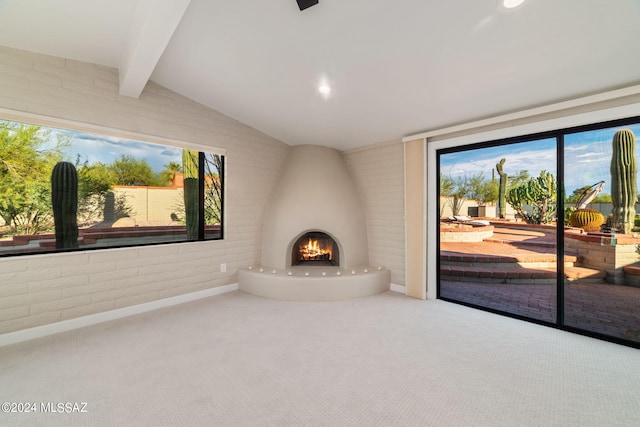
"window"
437,116,640,347
0,119,224,256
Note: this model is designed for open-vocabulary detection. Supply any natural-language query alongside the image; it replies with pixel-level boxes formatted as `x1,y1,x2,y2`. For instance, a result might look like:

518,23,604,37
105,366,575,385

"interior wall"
0,46,291,334
403,139,427,299
343,140,405,286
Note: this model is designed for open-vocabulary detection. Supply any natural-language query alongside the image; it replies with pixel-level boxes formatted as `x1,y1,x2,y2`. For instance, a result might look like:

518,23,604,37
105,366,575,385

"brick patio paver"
440,225,640,344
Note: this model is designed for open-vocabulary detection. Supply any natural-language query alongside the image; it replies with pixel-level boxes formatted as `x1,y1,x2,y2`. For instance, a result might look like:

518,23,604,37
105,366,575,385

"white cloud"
564,145,587,152
578,159,605,164
575,152,605,158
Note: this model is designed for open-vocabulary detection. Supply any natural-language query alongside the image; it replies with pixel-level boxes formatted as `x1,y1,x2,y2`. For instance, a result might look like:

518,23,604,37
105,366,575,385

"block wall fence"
0,46,406,334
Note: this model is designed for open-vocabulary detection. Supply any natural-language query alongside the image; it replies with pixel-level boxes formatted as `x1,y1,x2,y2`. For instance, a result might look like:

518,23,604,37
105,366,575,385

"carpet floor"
1,290,639,426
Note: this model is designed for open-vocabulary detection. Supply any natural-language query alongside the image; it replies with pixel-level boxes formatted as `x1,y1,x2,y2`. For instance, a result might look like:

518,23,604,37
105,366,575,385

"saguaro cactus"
182,149,199,239
496,158,508,218
51,161,79,249
610,129,637,234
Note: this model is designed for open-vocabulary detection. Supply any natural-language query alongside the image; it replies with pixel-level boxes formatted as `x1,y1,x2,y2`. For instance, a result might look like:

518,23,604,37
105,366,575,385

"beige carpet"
1,290,639,426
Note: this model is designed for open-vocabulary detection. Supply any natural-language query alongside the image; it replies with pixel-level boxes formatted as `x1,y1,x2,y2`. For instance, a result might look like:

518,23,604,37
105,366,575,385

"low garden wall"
564,231,640,285
440,225,494,242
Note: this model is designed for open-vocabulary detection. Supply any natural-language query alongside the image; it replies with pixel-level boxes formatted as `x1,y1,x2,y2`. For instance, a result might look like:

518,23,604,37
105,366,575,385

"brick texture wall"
343,141,405,285
0,46,291,334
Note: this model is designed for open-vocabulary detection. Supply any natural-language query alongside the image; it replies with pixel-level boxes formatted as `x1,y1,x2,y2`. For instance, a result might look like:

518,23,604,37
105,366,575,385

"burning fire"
300,238,332,261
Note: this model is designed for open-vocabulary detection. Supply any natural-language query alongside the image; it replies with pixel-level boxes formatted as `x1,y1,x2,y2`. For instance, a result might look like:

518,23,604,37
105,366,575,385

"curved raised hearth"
238,266,390,301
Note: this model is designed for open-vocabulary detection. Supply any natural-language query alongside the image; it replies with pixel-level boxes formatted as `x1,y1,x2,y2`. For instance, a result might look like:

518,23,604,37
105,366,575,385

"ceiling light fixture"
318,84,331,96
502,0,526,9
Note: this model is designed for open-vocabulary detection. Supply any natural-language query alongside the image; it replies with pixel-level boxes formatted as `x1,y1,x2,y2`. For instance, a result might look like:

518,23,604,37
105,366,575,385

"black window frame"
0,118,225,258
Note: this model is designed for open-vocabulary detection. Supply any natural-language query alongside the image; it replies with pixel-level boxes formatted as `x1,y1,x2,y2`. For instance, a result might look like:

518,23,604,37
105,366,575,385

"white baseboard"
0,283,239,347
390,283,405,294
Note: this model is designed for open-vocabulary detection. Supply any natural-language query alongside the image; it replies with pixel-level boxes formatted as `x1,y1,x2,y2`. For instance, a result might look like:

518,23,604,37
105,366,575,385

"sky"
58,130,182,173
440,123,640,196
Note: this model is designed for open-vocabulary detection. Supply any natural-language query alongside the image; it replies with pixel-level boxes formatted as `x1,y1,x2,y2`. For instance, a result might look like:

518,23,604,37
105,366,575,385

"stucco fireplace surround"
238,145,390,301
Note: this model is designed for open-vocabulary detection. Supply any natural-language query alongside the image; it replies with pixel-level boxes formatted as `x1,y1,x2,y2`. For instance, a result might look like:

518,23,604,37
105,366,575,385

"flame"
300,238,332,260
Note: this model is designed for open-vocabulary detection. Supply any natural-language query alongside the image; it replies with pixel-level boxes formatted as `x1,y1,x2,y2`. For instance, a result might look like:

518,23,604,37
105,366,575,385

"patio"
440,224,640,343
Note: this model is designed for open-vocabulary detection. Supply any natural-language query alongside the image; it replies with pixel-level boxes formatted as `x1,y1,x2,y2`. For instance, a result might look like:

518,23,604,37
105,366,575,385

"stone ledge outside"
440,225,494,242
441,264,605,283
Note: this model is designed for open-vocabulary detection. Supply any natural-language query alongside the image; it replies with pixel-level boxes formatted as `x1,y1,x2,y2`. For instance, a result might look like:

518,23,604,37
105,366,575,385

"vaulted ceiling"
0,0,639,150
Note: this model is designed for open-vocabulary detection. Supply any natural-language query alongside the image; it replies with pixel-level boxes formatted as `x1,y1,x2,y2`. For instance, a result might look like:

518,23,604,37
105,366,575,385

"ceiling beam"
119,0,191,98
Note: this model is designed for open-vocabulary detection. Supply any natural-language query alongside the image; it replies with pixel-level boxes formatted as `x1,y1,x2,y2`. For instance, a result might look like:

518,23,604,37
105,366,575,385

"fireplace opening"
291,231,340,267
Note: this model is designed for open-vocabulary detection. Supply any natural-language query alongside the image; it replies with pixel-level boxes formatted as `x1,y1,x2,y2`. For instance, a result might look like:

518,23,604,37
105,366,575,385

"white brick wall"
343,141,406,285
0,46,291,334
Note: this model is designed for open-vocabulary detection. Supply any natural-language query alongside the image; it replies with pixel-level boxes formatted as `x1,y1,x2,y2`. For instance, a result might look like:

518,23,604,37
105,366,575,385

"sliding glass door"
563,123,640,342
438,137,558,324
437,117,640,347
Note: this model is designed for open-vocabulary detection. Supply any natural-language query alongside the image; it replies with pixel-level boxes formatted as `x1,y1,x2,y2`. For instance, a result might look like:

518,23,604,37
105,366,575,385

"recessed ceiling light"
502,0,525,9
318,84,331,95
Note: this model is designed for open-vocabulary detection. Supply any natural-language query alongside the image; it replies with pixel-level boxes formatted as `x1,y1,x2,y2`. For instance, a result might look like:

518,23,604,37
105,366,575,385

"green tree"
75,158,131,225
161,161,182,186
204,154,223,225
440,175,455,196
448,175,471,216
0,121,68,234
439,175,455,216
77,159,113,199
467,172,498,205
508,170,530,190
109,155,163,186
596,193,612,203
440,172,498,217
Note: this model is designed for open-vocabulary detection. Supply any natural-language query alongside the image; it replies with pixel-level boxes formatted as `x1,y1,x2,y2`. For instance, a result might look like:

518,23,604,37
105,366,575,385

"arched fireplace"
259,145,369,270
291,231,340,266
238,145,390,302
